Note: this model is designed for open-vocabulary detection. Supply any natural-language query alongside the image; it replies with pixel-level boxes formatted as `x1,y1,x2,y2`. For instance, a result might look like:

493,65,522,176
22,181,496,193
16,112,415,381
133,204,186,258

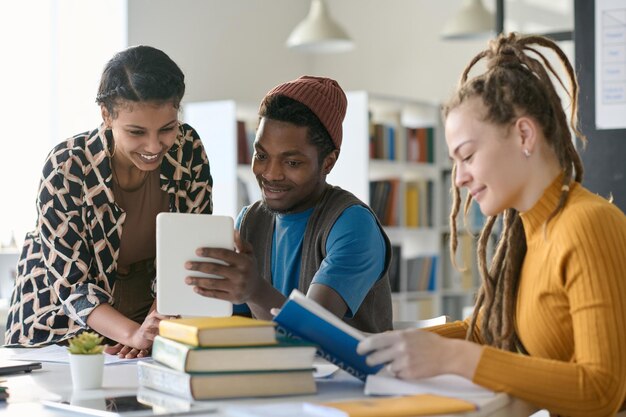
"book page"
364,373,495,399
289,290,365,340
7,344,149,365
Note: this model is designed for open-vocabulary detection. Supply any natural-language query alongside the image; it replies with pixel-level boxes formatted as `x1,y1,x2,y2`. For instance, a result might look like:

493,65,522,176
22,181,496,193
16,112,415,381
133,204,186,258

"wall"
574,0,626,212
127,0,313,103
127,0,574,105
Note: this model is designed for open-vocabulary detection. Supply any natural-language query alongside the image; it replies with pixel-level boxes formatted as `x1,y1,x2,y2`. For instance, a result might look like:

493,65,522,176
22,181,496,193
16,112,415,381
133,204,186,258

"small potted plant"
67,332,105,390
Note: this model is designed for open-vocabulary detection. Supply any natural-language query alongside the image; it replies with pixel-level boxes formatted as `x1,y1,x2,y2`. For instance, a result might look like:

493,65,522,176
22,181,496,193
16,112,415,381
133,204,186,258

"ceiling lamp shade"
441,0,495,39
286,0,354,53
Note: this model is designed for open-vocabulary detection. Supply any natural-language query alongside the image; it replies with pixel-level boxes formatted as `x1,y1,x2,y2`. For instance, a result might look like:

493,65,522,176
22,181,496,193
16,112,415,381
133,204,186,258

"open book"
273,289,382,381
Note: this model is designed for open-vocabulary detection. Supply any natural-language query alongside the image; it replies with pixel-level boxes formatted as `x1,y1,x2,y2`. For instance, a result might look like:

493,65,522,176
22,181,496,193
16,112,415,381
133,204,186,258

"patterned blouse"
5,123,213,346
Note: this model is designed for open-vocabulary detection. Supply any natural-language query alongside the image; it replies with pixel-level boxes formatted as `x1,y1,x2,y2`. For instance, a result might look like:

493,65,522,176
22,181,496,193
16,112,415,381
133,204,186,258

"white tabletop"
0,349,536,417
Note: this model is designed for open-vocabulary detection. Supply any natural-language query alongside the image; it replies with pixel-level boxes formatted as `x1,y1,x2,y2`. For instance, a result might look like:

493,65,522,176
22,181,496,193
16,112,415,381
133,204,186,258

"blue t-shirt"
234,204,385,317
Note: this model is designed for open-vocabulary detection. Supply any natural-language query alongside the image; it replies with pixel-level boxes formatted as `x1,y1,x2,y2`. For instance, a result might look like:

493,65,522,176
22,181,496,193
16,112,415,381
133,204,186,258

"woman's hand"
126,309,170,352
357,329,482,380
104,343,150,359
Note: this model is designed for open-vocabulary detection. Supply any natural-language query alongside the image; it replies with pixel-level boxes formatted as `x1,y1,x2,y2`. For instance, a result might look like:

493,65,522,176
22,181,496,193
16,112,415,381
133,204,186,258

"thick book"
158,316,276,347
137,361,316,400
273,289,382,382
303,394,476,417
151,335,316,373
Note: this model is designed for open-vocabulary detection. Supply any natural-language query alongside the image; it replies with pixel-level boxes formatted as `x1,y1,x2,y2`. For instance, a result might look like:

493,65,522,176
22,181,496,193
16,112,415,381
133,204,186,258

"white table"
0,353,536,417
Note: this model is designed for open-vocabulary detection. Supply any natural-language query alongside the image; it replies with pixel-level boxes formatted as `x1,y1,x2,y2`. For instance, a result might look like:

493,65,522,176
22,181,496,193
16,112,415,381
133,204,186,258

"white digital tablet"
156,213,234,317
42,394,213,417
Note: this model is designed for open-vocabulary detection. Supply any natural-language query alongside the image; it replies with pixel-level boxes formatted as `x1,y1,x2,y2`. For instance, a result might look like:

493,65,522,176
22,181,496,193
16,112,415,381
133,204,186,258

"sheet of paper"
365,372,495,399
222,402,311,417
313,363,339,379
6,344,149,365
595,0,626,129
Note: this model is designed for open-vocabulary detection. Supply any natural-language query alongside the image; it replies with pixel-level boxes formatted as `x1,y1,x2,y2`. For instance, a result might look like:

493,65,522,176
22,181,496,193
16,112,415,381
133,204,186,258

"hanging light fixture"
441,0,496,40
286,0,354,53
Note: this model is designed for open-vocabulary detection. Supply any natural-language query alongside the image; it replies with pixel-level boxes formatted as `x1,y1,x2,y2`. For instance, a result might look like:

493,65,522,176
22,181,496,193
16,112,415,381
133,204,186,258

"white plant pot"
69,353,104,390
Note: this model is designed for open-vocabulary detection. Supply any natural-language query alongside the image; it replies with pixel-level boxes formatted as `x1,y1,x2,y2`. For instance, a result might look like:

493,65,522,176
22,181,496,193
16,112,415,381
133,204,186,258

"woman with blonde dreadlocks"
358,32,626,417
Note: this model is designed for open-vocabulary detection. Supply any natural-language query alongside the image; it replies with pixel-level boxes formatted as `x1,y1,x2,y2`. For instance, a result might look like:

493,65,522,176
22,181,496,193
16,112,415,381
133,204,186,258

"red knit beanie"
264,75,347,150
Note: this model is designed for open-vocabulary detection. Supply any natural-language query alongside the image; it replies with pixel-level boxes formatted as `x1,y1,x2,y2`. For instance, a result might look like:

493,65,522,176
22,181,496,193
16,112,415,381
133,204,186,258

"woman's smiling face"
445,97,530,216
104,100,179,171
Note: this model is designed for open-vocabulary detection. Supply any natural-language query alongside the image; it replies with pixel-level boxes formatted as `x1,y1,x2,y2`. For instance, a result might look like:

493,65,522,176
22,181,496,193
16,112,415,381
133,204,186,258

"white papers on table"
365,372,495,400
6,344,149,365
223,402,311,417
313,363,339,379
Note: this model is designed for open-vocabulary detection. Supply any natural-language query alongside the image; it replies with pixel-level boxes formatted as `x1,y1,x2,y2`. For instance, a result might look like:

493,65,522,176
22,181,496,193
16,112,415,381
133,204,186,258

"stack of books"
137,316,317,400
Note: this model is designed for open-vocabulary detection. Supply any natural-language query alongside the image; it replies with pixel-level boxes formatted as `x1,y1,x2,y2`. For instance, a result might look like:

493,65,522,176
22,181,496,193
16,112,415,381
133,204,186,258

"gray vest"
240,185,393,333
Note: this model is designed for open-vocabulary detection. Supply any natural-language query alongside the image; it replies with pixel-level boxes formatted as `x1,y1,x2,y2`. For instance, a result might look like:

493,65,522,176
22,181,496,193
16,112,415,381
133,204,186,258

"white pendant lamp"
286,0,354,53
441,0,495,39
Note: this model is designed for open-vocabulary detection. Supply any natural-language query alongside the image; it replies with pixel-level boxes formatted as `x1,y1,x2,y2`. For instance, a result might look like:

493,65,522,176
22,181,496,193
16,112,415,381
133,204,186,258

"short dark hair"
258,95,336,163
96,45,185,118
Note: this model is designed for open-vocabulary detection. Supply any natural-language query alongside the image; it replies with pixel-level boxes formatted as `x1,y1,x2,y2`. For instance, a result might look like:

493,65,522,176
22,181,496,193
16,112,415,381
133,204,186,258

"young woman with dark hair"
6,46,213,359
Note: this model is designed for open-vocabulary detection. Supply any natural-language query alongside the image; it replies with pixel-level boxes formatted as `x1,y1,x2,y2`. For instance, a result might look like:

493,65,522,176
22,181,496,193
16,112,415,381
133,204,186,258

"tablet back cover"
156,213,233,317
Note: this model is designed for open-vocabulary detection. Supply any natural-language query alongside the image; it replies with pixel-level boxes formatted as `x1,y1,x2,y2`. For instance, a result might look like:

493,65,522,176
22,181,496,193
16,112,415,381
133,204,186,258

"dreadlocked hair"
442,32,586,351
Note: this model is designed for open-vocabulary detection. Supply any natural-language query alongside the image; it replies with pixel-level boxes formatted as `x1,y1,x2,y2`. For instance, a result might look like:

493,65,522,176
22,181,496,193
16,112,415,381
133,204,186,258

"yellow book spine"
313,394,476,417
159,321,199,346
405,184,419,228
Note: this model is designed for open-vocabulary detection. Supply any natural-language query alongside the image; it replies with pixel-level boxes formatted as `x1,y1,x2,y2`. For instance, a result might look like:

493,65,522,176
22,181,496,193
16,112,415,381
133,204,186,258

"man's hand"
184,231,265,304
184,231,287,320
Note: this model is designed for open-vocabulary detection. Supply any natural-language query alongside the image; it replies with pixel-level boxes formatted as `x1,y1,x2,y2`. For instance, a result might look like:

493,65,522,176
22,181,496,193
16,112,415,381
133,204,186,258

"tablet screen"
42,394,213,417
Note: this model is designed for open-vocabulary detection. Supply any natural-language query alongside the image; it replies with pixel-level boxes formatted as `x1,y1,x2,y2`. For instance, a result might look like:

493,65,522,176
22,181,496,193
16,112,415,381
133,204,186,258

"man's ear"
322,149,340,175
515,116,538,153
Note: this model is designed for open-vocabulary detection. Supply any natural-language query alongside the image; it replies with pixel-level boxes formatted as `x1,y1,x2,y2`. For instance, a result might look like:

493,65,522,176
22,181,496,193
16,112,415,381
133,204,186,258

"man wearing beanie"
186,76,392,333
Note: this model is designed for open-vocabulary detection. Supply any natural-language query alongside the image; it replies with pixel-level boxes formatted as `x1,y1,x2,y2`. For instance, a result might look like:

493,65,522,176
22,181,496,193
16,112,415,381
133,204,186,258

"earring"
523,149,531,158
104,126,116,158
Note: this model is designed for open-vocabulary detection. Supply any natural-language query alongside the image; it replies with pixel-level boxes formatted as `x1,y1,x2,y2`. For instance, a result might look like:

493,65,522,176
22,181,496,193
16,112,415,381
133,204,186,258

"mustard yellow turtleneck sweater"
433,176,626,417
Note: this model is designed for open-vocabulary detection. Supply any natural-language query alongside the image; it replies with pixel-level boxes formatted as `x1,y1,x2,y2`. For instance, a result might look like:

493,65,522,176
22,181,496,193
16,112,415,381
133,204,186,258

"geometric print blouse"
5,123,213,346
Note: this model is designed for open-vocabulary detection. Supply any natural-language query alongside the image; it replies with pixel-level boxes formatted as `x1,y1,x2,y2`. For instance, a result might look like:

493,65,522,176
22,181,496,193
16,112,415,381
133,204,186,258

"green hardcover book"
137,361,316,400
152,335,317,373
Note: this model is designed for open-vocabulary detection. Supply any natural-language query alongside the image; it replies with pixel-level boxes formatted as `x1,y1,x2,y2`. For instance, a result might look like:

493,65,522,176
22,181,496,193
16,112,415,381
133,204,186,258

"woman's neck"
111,155,148,191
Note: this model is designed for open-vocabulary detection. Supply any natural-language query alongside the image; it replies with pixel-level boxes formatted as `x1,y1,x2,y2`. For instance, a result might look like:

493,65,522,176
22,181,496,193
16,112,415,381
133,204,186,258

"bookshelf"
183,101,260,219
329,92,446,322
184,93,483,323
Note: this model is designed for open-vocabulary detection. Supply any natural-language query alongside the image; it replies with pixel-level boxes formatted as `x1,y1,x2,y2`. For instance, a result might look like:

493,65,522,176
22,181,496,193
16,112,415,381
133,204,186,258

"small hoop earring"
523,149,531,158
109,138,116,158
104,126,116,158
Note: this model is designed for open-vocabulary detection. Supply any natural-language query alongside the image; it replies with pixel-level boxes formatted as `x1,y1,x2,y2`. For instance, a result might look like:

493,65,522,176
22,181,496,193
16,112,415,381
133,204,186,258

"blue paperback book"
273,289,383,381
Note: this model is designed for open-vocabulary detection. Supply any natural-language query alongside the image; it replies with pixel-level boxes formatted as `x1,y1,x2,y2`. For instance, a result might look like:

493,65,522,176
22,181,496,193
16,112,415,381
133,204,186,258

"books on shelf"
236,120,255,165
158,316,277,347
404,179,434,228
406,126,435,163
406,255,438,292
137,361,316,400
442,233,475,291
369,179,400,226
151,335,317,373
368,120,435,163
273,289,382,382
